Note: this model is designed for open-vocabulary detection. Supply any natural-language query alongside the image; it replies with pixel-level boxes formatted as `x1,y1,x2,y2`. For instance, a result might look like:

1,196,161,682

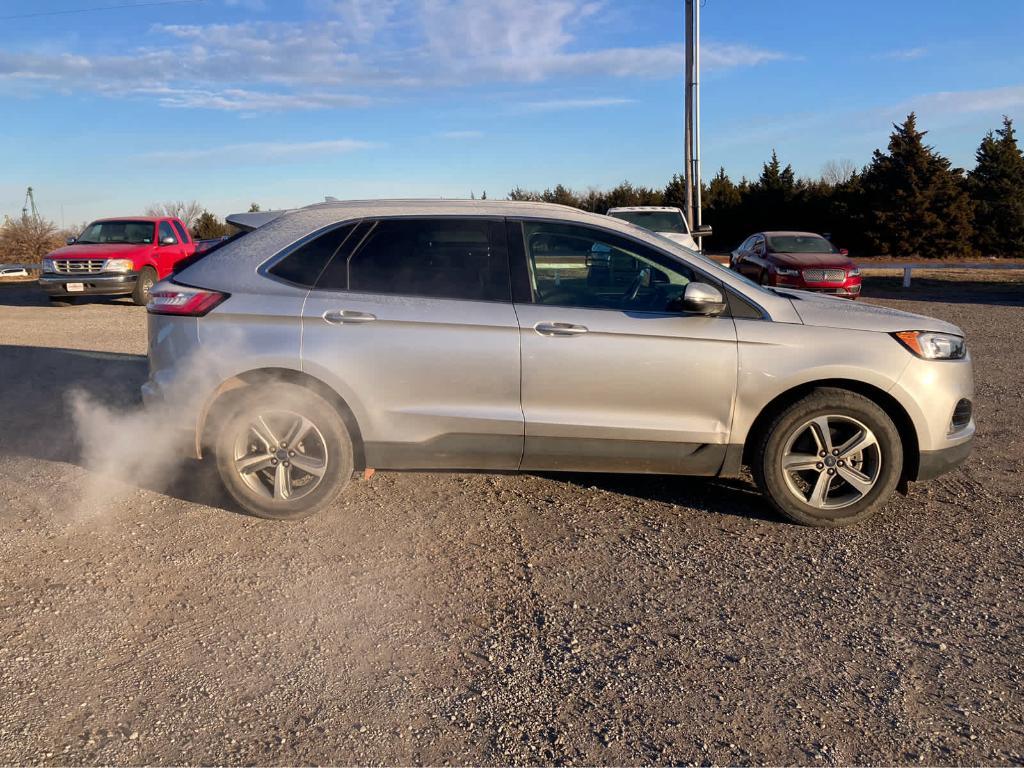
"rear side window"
268,223,360,288
159,221,178,244
319,218,510,302
171,220,189,243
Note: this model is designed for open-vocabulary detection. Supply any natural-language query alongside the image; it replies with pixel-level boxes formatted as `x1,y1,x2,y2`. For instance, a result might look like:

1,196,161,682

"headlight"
893,331,966,360
42,258,55,273
848,267,860,277
104,259,135,273
775,267,800,276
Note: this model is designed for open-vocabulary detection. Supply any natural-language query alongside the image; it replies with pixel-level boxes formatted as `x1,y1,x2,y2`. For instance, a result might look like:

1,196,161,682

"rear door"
510,219,738,474
299,217,524,470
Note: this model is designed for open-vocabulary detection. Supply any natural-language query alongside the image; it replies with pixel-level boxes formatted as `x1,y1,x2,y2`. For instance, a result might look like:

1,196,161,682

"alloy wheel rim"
233,410,329,502
781,414,882,513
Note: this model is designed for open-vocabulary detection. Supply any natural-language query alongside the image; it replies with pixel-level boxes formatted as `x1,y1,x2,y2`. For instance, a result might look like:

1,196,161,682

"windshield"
608,210,688,235
767,234,837,254
77,220,155,245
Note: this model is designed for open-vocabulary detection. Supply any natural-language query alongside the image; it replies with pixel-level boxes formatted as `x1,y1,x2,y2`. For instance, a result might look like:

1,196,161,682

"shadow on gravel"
0,343,236,514
0,282,135,308
542,472,784,524
861,275,1024,306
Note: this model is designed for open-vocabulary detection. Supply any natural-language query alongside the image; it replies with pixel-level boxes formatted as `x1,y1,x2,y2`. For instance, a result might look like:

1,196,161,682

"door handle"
323,309,377,325
534,321,588,337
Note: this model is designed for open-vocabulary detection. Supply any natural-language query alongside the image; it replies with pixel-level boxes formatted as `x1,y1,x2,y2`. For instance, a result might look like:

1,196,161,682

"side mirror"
160,236,178,246
839,248,849,256
693,224,713,239
66,237,76,245
682,282,726,316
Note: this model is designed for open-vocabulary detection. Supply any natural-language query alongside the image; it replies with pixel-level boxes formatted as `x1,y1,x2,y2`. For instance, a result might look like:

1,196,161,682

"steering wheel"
621,268,651,303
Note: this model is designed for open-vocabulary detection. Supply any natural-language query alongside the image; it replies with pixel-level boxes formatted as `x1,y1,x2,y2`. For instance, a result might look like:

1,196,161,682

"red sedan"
730,231,861,299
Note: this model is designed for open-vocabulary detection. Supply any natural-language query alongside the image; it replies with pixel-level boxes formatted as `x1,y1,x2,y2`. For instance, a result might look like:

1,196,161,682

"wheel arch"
741,378,919,483
197,367,366,470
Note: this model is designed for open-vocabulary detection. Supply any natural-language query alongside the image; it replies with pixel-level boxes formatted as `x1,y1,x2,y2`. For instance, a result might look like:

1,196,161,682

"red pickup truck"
39,216,196,305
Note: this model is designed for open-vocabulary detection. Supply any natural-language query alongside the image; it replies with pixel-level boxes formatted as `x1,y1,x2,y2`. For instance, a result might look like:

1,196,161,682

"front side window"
340,218,510,302
77,220,155,245
522,222,696,313
158,221,178,244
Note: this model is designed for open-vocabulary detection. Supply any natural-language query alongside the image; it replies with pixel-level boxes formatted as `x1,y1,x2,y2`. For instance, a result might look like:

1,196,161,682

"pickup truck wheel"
753,388,902,527
132,266,157,306
214,383,354,521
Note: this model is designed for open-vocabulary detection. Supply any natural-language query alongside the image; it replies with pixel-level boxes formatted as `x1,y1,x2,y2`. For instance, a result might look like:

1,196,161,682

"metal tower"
22,187,39,220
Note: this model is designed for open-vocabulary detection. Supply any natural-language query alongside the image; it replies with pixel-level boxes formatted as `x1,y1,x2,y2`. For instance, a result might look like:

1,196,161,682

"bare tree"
145,200,204,229
0,215,62,264
821,159,857,186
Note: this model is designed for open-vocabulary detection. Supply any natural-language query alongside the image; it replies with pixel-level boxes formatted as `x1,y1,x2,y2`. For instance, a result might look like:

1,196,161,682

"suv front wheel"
214,383,354,520
754,388,903,527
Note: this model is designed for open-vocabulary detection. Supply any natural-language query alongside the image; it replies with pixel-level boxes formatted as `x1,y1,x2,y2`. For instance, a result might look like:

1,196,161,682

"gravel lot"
0,278,1021,766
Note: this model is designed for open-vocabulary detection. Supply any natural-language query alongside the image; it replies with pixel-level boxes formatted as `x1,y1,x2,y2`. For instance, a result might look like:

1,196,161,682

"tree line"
508,113,1024,258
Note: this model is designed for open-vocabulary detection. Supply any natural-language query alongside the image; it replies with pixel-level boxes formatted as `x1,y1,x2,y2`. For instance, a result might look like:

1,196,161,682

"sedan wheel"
754,388,902,527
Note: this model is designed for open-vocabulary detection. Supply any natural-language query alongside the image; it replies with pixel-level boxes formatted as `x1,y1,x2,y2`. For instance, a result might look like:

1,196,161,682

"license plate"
66,282,84,292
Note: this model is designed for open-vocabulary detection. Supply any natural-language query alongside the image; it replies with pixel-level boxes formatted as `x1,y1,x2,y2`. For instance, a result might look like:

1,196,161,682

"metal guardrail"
858,261,1024,287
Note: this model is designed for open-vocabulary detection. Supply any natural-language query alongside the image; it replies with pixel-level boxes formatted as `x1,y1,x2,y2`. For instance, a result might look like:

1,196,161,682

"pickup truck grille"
53,259,106,274
802,268,846,283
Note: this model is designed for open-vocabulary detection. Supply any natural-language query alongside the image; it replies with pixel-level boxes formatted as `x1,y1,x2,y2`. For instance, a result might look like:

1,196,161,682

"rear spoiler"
225,210,291,232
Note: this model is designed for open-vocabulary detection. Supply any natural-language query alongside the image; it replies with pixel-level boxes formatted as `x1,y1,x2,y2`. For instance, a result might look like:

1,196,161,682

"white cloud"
144,139,378,163
908,84,1024,116
519,97,634,112
437,130,484,139
0,1,788,112
875,47,928,61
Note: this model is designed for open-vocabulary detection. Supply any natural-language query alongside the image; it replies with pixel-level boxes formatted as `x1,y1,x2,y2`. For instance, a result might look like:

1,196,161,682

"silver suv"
143,200,974,527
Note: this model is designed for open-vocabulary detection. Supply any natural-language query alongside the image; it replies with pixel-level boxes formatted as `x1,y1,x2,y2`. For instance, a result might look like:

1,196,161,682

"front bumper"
915,436,974,481
770,275,862,298
39,272,137,297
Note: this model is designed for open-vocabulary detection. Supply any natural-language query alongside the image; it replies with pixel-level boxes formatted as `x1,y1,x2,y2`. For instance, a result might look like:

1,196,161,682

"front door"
511,219,738,474
300,217,524,470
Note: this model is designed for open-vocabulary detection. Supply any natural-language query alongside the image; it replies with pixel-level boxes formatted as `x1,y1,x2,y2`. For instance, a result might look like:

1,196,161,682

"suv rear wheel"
753,388,902,527
214,383,354,520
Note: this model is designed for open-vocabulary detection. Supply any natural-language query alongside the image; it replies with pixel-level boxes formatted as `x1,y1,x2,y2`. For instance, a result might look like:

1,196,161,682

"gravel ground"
0,280,1021,766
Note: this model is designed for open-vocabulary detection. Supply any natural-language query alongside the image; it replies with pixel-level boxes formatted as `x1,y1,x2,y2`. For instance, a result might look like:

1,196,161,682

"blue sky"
2,0,1023,225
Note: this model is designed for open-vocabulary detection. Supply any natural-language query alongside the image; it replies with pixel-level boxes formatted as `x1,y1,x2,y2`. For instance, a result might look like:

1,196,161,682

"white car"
606,206,710,252
0,266,29,278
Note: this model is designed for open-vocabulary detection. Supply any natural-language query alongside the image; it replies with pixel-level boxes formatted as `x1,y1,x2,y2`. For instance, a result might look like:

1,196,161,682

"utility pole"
683,0,706,239
683,0,694,231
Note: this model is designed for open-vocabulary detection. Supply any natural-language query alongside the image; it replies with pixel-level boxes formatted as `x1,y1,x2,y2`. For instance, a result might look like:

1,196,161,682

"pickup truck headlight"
775,267,800,277
104,259,135,273
42,258,55,273
893,331,966,360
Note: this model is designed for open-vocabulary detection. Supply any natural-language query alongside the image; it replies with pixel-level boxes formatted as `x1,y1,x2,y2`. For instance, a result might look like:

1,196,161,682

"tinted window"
270,223,359,288
523,222,696,312
171,220,189,243
342,219,509,302
158,221,178,244
767,234,837,254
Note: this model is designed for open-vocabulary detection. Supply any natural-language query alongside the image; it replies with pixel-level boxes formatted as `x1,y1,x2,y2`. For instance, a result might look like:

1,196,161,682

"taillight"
147,284,228,316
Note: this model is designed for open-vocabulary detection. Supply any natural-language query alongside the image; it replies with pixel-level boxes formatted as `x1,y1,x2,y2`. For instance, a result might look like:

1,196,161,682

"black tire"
49,296,76,306
753,388,902,527
132,266,157,306
214,383,354,520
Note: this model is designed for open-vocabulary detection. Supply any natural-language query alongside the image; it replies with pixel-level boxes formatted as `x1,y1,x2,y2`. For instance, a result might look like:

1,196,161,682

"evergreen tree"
861,113,975,257
542,184,579,207
969,116,1024,257
663,173,687,210
192,210,229,240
